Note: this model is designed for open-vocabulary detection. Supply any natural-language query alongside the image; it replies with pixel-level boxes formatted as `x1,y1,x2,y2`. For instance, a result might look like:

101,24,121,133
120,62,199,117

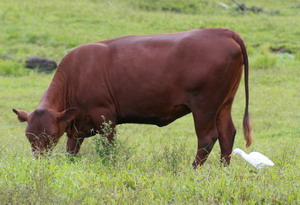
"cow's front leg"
66,137,84,155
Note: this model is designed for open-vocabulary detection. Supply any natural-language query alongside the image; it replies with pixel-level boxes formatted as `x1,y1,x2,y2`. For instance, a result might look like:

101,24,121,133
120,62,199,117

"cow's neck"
37,70,67,112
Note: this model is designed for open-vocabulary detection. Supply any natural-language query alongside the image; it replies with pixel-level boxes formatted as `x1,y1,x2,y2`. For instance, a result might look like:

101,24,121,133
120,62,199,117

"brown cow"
13,29,252,167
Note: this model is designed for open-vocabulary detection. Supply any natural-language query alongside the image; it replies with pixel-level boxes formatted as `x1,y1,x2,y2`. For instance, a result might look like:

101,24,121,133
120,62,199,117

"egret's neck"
239,151,248,158
235,149,248,157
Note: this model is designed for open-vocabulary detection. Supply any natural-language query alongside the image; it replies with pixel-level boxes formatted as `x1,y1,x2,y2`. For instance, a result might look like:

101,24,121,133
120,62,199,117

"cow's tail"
232,31,253,148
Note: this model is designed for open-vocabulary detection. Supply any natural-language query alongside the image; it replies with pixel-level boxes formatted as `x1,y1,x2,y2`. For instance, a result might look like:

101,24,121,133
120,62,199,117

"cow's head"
12,108,78,156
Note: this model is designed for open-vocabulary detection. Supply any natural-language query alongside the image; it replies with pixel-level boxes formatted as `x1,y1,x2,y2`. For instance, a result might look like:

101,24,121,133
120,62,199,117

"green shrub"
162,141,190,174
94,120,135,167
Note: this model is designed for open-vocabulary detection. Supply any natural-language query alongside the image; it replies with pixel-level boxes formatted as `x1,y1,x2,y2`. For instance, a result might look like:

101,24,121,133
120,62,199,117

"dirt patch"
270,46,292,54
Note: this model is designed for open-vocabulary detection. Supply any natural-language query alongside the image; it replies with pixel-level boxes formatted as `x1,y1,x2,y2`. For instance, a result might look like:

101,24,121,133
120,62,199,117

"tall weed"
94,120,136,167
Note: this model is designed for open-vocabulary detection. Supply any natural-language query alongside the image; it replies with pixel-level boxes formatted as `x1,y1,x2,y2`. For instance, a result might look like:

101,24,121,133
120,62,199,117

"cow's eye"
51,133,57,137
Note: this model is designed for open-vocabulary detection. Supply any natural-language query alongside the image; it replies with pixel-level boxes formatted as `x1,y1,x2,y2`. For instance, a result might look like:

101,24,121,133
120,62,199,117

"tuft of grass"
0,59,32,76
153,140,192,175
252,53,278,69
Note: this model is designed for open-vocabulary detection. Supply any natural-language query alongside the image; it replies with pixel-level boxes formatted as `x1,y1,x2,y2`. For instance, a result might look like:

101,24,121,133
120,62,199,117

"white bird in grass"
232,148,274,169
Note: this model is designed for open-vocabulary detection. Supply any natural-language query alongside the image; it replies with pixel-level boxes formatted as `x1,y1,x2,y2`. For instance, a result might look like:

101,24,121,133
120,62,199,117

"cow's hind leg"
217,101,236,166
192,110,219,168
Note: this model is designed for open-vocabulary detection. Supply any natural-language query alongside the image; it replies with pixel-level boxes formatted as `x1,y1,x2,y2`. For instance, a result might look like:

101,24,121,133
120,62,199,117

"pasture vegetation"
0,0,299,204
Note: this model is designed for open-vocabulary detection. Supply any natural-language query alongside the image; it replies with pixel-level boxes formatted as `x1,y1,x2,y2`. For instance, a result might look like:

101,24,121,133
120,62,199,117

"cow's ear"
58,108,79,123
12,109,29,122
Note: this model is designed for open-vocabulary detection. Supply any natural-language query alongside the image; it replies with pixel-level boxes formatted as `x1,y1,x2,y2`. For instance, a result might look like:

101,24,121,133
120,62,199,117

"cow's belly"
117,104,190,127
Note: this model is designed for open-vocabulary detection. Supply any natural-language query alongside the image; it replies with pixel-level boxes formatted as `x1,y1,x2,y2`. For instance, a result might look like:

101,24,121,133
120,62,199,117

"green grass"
0,0,300,204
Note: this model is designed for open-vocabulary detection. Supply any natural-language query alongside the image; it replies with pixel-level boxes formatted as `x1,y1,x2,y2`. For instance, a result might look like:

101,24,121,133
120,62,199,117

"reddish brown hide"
13,29,252,167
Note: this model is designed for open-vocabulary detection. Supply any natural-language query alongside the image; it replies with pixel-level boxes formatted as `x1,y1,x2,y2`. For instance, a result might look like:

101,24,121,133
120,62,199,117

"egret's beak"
229,152,234,158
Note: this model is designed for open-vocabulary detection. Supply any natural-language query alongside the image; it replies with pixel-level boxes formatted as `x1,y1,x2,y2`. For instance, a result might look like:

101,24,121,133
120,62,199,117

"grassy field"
1,0,300,204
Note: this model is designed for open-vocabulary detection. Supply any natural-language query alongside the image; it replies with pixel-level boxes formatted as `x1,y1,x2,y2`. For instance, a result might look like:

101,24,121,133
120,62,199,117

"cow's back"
99,29,243,125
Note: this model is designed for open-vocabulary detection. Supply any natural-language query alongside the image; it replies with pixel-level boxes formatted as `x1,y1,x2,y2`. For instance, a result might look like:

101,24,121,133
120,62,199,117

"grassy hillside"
0,0,299,204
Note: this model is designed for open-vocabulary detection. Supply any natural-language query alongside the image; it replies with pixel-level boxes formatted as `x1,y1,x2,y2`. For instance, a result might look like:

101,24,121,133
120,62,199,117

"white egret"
232,148,274,169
